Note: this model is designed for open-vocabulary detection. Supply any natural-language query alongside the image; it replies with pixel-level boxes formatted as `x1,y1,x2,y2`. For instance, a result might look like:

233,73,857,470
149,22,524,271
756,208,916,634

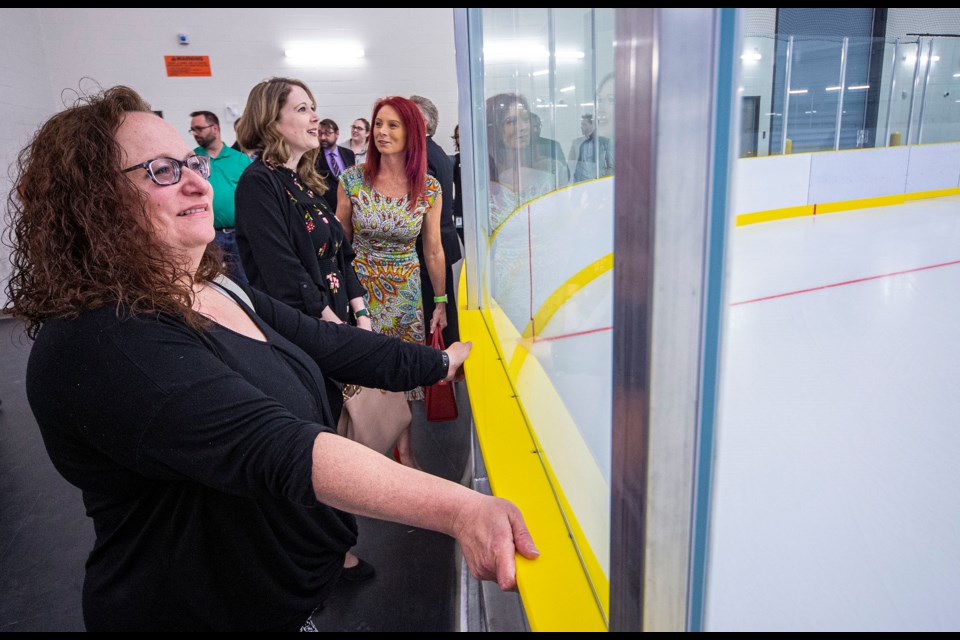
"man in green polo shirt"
190,110,253,285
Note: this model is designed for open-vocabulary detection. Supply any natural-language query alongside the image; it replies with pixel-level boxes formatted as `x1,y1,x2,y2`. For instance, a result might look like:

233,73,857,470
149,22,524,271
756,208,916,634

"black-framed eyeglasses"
350,125,366,131
187,124,215,135
122,155,211,186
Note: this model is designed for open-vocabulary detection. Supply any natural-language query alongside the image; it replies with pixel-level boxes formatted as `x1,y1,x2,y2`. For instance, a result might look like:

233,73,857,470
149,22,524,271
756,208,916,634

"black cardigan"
235,160,365,318
26,287,445,631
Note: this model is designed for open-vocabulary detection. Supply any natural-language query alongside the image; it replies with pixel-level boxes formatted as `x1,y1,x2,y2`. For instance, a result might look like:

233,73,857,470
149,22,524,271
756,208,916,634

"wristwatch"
440,351,450,378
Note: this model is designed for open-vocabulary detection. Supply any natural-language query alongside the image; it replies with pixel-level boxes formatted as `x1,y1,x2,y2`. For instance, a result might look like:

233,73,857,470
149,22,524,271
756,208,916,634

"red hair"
364,96,428,206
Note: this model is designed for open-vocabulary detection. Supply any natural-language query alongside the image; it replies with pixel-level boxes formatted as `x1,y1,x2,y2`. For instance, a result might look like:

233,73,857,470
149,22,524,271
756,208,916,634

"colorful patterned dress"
340,165,439,399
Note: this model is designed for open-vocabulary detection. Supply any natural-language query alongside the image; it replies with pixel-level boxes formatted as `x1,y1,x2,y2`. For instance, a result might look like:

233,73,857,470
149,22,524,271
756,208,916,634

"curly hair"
2,84,223,338
237,77,326,194
363,96,428,206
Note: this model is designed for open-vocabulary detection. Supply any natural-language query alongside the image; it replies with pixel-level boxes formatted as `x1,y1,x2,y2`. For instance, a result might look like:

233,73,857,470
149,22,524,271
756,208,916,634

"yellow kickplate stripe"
460,304,607,631
510,346,611,616
735,204,814,226
735,190,960,227
904,187,960,200
814,193,905,214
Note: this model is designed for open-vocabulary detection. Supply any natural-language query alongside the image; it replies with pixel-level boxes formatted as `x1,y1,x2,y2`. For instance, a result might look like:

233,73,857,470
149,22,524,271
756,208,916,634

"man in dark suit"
316,118,355,211
410,95,463,346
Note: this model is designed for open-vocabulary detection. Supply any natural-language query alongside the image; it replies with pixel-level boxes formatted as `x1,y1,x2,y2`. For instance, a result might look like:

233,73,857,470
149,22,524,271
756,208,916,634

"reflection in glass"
486,92,570,230
570,73,615,181
917,37,960,144
472,8,617,625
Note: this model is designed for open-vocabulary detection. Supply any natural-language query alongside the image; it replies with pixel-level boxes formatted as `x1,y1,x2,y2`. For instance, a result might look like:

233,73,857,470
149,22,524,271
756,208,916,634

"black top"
235,159,365,321
26,286,445,631
537,136,567,172
417,136,463,345
452,152,463,242
417,137,462,265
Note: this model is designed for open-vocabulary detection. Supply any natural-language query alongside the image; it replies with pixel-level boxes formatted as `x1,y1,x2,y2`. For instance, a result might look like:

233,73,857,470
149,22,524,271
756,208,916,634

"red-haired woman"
336,96,448,469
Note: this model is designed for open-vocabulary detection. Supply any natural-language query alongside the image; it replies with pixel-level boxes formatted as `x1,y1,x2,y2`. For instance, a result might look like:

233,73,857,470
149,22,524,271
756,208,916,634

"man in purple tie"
316,118,356,211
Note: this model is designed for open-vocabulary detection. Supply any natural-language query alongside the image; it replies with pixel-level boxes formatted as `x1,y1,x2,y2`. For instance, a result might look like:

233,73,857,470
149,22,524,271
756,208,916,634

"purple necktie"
328,151,340,177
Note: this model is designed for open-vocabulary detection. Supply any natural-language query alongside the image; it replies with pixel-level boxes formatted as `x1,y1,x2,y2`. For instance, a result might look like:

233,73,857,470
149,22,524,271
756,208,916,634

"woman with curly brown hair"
2,85,537,632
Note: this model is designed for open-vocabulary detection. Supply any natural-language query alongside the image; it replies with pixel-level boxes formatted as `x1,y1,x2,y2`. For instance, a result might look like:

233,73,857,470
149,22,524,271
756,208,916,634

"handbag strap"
211,274,255,311
429,329,444,350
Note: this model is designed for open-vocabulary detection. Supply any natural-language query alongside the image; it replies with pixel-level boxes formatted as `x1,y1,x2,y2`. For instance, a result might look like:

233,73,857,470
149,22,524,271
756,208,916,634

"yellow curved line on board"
487,180,580,244
507,253,614,379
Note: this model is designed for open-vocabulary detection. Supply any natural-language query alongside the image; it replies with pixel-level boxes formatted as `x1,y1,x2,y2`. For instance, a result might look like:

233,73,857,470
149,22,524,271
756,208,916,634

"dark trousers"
214,228,249,286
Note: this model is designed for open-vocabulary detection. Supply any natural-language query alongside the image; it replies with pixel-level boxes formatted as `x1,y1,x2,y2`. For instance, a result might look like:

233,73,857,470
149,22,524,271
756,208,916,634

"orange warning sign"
164,56,212,77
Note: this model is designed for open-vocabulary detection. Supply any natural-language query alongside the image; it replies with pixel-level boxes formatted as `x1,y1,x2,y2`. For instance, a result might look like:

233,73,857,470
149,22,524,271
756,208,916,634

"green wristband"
433,295,448,303
354,308,369,317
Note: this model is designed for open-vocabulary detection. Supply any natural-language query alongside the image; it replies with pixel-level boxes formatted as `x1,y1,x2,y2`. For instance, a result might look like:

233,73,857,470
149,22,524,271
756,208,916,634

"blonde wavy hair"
236,77,327,194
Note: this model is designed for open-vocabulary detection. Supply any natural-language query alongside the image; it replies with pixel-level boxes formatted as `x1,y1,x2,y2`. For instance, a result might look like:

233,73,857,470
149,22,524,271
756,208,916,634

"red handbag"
425,330,458,422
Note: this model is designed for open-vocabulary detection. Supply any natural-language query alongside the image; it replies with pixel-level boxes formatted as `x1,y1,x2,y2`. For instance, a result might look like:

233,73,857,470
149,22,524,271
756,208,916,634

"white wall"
0,9,55,307
33,8,459,153
1,8,458,308
732,143,960,216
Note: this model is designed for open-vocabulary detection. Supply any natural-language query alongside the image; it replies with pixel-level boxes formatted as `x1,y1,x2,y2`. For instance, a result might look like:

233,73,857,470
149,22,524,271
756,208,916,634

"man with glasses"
315,118,355,211
190,110,252,284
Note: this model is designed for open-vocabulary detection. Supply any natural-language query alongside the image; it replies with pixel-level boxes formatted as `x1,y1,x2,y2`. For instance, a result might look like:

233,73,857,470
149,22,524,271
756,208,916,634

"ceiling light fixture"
285,42,365,66
484,42,584,62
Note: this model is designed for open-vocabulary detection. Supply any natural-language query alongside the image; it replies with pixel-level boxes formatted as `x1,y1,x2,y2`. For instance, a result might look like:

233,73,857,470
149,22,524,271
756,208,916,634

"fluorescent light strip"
285,42,365,65
826,84,870,92
555,49,585,60
904,55,940,64
484,42,584,62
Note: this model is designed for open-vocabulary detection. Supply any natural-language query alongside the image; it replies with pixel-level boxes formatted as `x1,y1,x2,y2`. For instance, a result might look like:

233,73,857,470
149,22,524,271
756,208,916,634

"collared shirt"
194,144,253,229
326,148,344,177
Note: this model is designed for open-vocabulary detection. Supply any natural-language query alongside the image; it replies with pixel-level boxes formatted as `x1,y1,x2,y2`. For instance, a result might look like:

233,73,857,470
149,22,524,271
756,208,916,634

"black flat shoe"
340,558,376,582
